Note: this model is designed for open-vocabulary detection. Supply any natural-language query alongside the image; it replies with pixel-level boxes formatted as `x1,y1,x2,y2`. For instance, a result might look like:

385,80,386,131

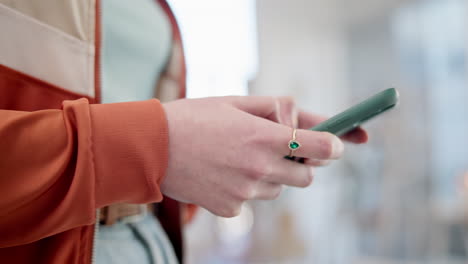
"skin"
161,96,368,217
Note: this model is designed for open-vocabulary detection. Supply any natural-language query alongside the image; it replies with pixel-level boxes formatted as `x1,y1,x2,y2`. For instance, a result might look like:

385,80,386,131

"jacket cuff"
89,99,169,208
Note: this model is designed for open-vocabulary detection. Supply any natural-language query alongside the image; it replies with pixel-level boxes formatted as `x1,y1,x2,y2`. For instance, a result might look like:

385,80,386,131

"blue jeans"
96,213,178,264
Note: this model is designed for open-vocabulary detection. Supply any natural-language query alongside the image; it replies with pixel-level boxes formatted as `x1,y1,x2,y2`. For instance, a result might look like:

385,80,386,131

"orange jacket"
0,0,189,263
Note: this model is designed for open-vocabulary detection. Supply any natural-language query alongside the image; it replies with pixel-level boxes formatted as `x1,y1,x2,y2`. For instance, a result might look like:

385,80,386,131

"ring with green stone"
288,128,301,157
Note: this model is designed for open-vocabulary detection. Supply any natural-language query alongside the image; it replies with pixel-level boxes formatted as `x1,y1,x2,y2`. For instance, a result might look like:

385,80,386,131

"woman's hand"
161,96,367,217
264,96,368,166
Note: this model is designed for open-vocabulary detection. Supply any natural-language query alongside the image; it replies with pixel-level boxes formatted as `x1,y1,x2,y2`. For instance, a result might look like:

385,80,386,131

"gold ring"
288,128,301,157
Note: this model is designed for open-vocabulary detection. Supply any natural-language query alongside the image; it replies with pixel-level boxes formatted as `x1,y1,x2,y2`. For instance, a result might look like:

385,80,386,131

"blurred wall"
251,0,348,113
250,0,468,263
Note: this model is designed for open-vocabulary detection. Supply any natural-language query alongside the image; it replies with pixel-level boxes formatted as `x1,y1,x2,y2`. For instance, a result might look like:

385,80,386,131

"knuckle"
308,159,332,167
206,197,243,218
271,185,283,199
317,134,334,159
247,165,269,181
311,167,315,177
234,184,255,201
220,204,242,218
305,169,315,186
247,161,272,180
280,97,296,110
208,206,224,217
247,131,272,148
305,174,314,186
298,169,314,188
319,160,332,166
285,96,296,105
299,176,312,188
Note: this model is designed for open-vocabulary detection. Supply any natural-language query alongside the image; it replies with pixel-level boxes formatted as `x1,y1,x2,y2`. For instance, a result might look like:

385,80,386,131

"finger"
303,158,332,167
341,127,369,144
275,96,297,128
297,110,327,129
205,200,243,218
265,160,314,188
232,96,298,126
275,125,345,160
230,96,278,119
253,181,283,200
298,111,369,144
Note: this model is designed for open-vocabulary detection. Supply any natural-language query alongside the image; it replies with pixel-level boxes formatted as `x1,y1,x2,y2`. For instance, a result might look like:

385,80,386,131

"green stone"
289,141,300,149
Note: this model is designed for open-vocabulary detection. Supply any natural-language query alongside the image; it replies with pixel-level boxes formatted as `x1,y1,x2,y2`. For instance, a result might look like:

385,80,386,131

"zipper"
91,0,102,263
90,209,100,264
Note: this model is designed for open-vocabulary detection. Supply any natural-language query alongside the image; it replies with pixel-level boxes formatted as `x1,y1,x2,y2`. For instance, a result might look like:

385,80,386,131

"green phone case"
310,88,399,136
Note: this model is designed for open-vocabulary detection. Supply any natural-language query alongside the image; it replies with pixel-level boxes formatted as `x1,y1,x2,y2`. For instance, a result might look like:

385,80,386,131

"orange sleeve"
0,98,169,247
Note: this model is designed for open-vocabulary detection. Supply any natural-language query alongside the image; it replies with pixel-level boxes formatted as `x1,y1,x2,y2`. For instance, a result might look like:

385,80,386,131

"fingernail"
332,136,344,159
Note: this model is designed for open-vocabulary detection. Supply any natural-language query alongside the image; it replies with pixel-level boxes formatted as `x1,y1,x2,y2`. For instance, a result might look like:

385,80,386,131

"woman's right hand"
161,96,345,217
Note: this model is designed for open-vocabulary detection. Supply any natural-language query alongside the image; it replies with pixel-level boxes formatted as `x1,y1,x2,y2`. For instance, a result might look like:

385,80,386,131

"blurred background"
169,0,468,263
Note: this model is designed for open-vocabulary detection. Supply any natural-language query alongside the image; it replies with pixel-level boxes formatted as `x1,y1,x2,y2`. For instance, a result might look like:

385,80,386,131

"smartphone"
310,88,399,136
285,88,398,162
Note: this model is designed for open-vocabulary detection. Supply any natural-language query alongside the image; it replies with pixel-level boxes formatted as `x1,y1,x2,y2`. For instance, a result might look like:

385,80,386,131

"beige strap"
100,203,151,226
